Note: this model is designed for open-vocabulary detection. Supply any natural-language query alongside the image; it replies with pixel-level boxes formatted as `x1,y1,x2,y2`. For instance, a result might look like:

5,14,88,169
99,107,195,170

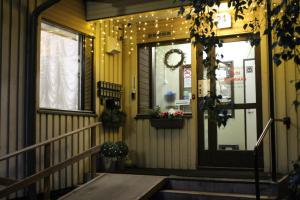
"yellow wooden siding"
42,0,93,35
35,0,123,191
120,18,199,169
119,9,300,173
130,119,196,169
0,0,42,198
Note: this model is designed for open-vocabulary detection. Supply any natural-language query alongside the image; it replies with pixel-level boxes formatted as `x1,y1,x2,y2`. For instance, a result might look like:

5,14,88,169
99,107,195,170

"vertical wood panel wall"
121,19,198,170
0,3,299,198
119,9,300,173
0,1,39,198
34,0,123,192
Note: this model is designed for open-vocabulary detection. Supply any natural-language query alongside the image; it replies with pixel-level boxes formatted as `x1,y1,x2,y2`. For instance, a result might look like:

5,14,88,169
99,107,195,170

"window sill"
38,108,98,117
135,113,192,119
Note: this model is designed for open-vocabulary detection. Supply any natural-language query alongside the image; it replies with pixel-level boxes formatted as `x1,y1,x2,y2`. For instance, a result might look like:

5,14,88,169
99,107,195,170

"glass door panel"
217,109,258,151
215,41,255,104
198,35,262,167
217,109,246,151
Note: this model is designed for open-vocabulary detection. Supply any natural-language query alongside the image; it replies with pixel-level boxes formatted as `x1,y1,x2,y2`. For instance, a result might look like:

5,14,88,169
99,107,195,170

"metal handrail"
255,119,273,148
0,122,102,162
254,118,274,200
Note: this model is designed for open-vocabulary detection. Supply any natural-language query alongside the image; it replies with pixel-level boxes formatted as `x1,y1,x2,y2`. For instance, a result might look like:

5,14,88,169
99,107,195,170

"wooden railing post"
90,126,97,178
43,143,51,200
0,122,101,199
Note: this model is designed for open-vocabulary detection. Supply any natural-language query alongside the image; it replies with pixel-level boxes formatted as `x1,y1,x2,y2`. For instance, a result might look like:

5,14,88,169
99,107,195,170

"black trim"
197,33,263,168
81,35,95,112
39,21,96,113
137,39,193,115
135,113,192,119
266,0,277,182
85,3,191,21
38,109,97,117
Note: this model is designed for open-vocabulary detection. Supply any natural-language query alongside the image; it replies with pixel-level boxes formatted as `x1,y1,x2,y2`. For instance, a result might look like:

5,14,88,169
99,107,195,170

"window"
39,22,94,111
138,41,192,114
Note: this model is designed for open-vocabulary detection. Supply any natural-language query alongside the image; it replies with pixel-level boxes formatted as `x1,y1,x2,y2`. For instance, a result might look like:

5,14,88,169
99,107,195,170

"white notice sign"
175,100,190,106
216,13,232,29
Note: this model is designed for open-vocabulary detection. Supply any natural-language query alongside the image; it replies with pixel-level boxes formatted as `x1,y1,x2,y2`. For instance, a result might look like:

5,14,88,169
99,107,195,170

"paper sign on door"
198,80,210,97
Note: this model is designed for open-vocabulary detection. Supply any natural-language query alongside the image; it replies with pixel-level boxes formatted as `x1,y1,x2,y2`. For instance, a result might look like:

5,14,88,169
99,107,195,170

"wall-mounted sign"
247,66,253,73
175,99,190,106
215,13,232,29
148,31,171,39
198,79,210,97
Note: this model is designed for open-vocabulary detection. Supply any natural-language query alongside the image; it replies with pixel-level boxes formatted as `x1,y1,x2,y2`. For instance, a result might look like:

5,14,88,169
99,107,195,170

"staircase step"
154,189,277,200
165,177,279,196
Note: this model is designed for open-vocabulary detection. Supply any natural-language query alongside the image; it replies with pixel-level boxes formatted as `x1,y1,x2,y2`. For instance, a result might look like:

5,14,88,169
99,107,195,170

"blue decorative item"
164,91,176,102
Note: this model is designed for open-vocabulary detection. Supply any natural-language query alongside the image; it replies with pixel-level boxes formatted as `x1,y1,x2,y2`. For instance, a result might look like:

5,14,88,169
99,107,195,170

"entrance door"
198,35,263,168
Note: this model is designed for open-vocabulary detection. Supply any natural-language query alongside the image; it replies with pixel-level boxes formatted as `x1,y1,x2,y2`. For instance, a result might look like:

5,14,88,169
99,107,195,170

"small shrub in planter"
115,141,129,171
100,142,118,171
100,141,129,172
287,159,300,199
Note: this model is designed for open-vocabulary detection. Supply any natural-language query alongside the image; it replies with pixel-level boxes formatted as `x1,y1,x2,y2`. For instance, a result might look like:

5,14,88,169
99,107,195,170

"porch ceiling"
85,0,190,21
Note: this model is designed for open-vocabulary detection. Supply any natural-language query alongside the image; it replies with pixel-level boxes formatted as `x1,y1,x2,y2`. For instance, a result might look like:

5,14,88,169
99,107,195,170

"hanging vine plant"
164,49,185,70
177,0,299,126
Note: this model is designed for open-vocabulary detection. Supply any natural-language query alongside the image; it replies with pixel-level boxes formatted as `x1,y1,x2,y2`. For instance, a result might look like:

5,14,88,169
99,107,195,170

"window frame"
137,39,193,117
39,19,96,114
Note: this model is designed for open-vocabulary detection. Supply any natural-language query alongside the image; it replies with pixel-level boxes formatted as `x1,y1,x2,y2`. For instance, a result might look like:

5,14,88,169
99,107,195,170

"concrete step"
153,189,278,200
164,176,282,196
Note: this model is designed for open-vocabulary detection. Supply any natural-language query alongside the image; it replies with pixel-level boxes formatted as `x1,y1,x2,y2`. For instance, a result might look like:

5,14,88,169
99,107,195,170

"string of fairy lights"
88,4,263,60
88,8,193,58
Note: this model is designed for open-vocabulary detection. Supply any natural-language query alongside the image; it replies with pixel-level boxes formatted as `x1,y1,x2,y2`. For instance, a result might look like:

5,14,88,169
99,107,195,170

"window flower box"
150,118,184,129
149,107,185,129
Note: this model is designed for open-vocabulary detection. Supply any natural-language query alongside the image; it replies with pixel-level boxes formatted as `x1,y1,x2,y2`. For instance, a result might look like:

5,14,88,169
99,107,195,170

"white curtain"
39,28,80,111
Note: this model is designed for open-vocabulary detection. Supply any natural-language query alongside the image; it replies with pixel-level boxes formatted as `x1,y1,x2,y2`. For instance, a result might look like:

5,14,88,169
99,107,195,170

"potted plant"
100,142,118,171
115,141,129,171
287,158,300,199
150,106,184,129
100,109,126,129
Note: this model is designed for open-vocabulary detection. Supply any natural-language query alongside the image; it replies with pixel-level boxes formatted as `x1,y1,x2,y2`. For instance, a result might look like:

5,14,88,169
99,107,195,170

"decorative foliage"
266,0,300,67
177,0,299,124
115,141,129,159
100,109,126,129
200,95,234,127
287,158,300,199
164,48,185,70
101,141,129,160
100,142,118,158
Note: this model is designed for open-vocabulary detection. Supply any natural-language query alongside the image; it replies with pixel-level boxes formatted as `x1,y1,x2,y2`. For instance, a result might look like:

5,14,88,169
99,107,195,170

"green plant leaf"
295,81,300,91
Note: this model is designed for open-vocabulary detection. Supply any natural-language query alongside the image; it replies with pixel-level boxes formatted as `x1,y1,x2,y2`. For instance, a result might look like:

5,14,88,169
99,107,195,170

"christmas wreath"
164,49,185,70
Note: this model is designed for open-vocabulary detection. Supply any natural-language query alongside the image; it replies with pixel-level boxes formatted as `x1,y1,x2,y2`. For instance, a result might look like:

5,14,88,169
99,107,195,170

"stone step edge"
158,189,277,200
167,175,289,185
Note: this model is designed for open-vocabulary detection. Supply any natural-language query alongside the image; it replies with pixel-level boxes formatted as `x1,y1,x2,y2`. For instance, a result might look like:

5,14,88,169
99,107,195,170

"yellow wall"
0,0,39,198
38,1,299,186
110,7,299,173
35,0,123,192
117,10,256,170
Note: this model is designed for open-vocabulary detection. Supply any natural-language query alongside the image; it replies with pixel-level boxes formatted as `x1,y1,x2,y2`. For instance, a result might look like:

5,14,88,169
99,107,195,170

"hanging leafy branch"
177,0,300,125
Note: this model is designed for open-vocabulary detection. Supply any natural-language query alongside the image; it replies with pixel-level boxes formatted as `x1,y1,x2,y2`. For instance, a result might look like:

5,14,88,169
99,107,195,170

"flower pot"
150,118,184,129
103,157,116,172
115,160,125,171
